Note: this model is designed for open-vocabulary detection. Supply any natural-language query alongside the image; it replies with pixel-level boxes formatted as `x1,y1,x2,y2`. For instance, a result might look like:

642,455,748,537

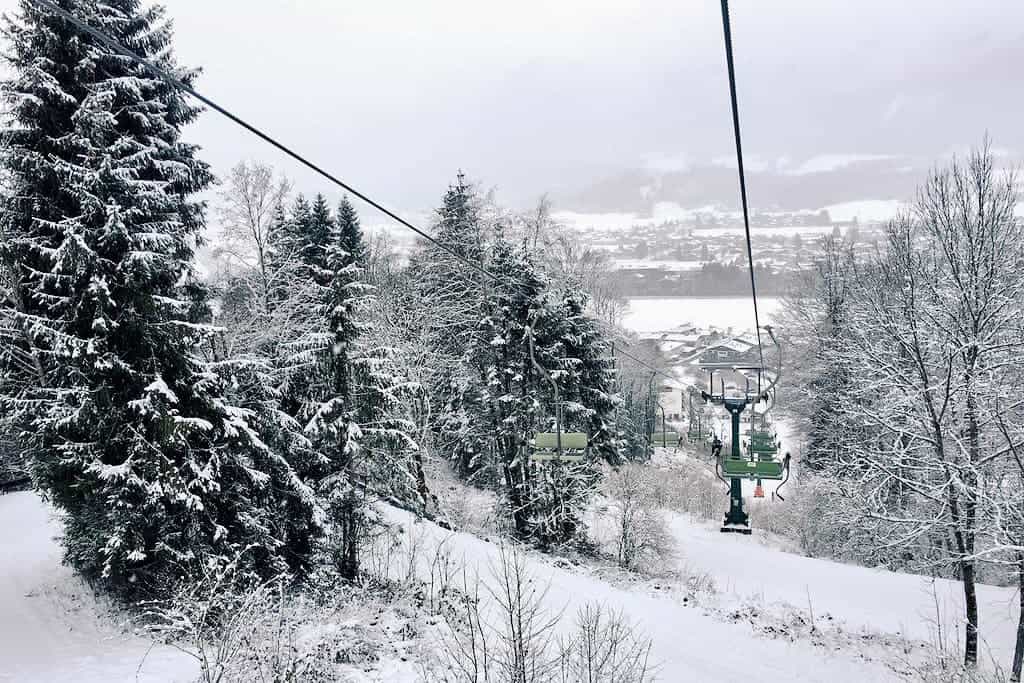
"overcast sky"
8,0,1024,214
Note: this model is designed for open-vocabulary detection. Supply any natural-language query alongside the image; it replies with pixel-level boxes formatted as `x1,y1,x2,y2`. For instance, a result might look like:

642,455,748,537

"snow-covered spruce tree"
557,287,619,465
276,195,423,579
410,172,490,478
344,217,427,514
472,238,613,546
0,157,25,485
265,193,312,288
277,194,342,429
310,268,366,582
306,194,334,283
0,0,320,599
336,195,367,268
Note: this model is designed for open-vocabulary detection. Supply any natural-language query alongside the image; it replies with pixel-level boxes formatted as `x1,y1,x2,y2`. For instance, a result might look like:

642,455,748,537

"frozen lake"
623,296,783,334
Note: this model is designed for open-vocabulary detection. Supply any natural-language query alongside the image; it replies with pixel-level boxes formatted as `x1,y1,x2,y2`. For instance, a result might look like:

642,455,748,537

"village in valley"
559,208,887,297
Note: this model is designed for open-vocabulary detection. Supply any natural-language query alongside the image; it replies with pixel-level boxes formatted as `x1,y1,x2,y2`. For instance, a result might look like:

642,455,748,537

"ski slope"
667,512,1019,666
380,507,911,682
3,489,1018,681
624,296,783,335
0,492,198,683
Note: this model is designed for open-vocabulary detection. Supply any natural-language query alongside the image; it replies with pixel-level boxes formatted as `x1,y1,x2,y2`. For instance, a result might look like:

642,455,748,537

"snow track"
667,511,1019,667
0,492,197,683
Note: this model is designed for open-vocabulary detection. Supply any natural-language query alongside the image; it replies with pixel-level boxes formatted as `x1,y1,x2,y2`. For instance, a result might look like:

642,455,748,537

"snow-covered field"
667,509,1019,667
612,258,704,271
386,485,1021,681
554,202,725,231
554,200,897,234
624,296,783,335
382,506,900,681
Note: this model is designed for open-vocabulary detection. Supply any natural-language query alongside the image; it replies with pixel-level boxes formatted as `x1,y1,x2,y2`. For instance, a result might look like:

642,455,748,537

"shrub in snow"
602,465,675,572
645,456,720,522
434,543,655,682
557,604,654,683
143,553,438,683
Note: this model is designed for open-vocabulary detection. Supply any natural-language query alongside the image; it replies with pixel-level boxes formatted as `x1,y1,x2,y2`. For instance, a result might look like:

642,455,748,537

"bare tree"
990,408,1024,681
215,160,292,313
833,144,1023,667
520,198,627,329
558,604,654,683
436,545,654,683
437,544,561,682
603,464,674,571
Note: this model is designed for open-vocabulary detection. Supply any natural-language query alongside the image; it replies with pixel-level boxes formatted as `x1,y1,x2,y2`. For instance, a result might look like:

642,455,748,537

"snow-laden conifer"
0,0,319,599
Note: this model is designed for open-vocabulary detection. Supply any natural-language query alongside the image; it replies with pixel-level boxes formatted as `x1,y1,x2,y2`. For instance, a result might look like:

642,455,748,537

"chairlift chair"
526,317,589,463
531,427,588,462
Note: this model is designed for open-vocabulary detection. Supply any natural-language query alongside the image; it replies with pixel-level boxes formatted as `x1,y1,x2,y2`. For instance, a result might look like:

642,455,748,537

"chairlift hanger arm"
758,324,783,397
525,314,559,402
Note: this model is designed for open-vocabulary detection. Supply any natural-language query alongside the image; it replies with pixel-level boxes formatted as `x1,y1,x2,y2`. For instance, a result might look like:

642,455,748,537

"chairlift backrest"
533,432,588,450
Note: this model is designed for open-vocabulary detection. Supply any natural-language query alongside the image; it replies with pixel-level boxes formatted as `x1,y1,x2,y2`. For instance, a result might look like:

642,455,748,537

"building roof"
704,337,756,354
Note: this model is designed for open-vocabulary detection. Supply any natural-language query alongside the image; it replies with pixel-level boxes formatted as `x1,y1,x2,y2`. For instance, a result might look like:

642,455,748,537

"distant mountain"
557,157,923,215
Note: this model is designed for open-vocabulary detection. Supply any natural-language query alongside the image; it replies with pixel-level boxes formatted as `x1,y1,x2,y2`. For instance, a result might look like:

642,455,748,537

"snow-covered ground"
690,225,838,237
384,491,1021,681
623,296,783,335
666,509,1019,668
5,484,1019,681
824,199,905,223
381,505,903,681
0,492,198,683
554,202,729,231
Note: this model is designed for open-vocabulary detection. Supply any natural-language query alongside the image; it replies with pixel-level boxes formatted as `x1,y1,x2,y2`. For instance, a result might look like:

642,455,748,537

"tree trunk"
962,375,980,668
949,492,979,668
410,449,430,511
960,555,979,667
336,488,362,582
1012,553,1024,682
504,461,529,537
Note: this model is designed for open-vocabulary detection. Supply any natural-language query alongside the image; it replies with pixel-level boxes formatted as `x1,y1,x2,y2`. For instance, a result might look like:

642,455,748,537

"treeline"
779,145,1024,675
0,0,666,607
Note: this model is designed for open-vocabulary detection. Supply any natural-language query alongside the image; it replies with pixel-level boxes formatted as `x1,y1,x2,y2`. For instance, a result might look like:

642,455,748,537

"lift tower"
701,378,765,534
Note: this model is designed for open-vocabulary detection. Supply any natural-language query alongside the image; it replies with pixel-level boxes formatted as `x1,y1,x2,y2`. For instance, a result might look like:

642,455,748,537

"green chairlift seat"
650,431,681,447
721,456,786,480
531,432,588,462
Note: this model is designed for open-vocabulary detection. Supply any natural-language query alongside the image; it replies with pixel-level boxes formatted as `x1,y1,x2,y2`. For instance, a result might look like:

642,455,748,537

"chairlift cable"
27,0,496,284
719,0,767,371
29,0,685,390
